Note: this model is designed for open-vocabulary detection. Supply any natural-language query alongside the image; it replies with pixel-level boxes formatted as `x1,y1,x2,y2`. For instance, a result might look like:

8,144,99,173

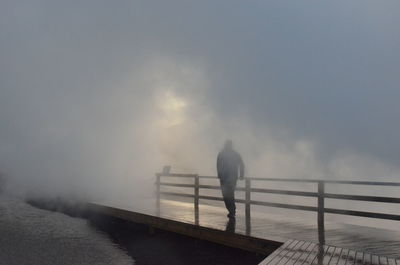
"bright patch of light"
158,91,187,127
161,92,187,111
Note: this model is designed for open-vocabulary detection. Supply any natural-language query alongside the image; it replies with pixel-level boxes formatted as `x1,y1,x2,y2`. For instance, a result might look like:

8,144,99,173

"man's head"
223,139,233,150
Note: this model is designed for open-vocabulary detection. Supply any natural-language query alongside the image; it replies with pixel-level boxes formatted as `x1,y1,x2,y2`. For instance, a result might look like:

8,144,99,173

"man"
217,140,245,218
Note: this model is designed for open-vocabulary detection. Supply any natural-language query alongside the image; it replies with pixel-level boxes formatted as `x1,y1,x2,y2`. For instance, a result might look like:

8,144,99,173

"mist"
1,0,400,204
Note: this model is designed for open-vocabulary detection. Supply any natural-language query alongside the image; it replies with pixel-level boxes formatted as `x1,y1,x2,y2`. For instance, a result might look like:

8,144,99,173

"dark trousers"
219,178,237,215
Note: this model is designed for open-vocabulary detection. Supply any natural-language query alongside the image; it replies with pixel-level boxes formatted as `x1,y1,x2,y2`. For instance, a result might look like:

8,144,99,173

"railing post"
194,175,199,225
245,178,251,235
156,165,170,216
317,181,325,245
156,173,160,216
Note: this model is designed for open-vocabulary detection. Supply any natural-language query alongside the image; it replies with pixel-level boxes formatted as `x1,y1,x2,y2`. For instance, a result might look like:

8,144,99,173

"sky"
1,0,400,201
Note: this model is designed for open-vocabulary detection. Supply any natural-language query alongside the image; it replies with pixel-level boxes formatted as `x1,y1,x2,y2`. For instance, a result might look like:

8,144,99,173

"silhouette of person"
217,140,245,218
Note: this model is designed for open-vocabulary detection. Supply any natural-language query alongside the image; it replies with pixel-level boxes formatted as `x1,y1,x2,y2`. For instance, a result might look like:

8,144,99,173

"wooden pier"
87,168,400,264
88,202,281,255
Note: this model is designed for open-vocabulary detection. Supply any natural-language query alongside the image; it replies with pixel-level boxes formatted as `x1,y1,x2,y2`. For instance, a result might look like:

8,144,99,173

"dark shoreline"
26,197,267,265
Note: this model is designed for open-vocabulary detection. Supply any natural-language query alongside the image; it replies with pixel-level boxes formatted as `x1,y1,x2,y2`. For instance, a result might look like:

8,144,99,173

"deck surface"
90,199,400,258
259,239,400,265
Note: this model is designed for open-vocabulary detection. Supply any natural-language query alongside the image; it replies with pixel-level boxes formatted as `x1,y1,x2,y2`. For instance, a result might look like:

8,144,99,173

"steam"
1,0,400,204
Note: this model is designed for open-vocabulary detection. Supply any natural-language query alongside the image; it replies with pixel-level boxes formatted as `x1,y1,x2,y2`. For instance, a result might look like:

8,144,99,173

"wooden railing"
155,166,400,244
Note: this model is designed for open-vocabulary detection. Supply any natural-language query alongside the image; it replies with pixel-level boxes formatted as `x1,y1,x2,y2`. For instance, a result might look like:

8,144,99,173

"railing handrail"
158,173,400,186
155,168,400,243
159,182,400,204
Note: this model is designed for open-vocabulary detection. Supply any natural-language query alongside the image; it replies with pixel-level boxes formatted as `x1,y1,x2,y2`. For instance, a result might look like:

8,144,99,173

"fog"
1,1,400,204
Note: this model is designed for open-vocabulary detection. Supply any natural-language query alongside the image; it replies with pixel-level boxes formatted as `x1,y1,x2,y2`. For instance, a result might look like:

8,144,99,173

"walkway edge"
87,203,282,255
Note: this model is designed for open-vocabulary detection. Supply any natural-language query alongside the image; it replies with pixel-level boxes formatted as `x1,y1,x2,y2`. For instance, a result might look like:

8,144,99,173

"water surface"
0,195,134,265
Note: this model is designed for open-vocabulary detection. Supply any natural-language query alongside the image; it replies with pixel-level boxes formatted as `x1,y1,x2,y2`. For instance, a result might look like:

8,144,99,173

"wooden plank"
322,246,337,265
250,200,318,212
371,255,380,265
363,253,372,265
266,240,303,265
160,192,196,198
380,257,389,265
247,177,318,183
324,208,400,221
346,250,356,265
388,259,396,265
160,182,195,188
337,249,350,265
274,240,306,265
329,248,343,265
287,241,313,265
355,252,364,265
157,173,197,178
292,242,317,265
258,240,296,265
249,188,318,198
324,193,400,204
310,245,329,265
246,177,400,186
322,180,400,186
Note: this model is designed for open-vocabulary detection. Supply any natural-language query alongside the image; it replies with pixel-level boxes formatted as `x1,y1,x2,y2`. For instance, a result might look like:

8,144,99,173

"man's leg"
220,180,231,214
227,180,237,217
223,181,236,217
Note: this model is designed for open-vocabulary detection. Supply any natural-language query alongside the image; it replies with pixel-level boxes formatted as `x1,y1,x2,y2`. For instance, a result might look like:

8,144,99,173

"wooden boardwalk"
87,201,281,255
260,239,400,265
89,199,400,259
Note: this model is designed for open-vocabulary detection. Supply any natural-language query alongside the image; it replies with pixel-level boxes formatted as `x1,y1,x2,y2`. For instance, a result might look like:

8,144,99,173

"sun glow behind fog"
158,90,188,127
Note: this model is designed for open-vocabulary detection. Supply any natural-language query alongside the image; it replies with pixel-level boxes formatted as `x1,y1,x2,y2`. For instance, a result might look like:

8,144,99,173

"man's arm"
216,152,222,179
238,154,245,180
